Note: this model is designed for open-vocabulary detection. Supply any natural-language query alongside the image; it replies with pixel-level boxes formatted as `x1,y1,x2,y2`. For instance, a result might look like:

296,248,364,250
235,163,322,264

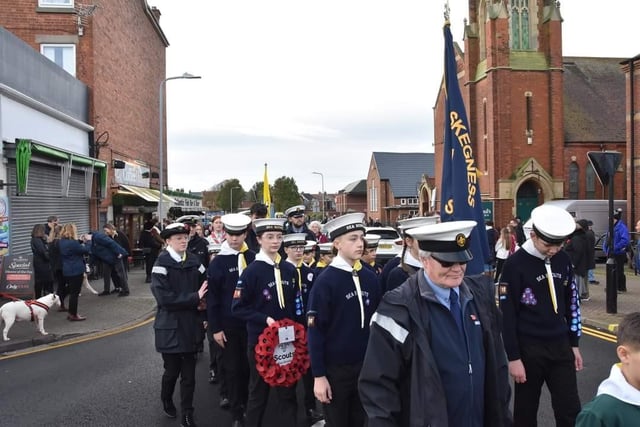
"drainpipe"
630,58,635,225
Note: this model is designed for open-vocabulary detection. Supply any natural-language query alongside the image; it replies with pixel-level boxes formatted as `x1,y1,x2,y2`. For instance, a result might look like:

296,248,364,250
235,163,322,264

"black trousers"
102,259,129,293
513,338,581,427
54,270,67,304
145,252,158,279
245,348,298,427
323,363,365,427
614,253,627,291
207,326,227,397
64,274,83,316
161,352,197,414
218,328,249,420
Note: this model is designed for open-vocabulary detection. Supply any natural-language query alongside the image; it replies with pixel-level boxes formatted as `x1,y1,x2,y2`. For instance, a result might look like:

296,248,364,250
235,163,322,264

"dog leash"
24,300,51,321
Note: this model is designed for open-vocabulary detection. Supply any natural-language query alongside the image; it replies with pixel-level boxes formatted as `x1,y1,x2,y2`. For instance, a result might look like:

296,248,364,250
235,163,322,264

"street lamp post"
230,186,240,213
158,72,201,227
312,171,325,220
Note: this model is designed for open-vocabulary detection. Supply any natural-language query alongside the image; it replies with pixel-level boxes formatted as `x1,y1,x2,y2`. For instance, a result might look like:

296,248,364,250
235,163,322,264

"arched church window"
568,162,579,199
510,0,532,50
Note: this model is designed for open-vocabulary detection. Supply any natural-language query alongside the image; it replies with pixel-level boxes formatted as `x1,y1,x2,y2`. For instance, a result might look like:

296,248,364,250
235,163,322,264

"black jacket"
359,273,512,427
31,236,52,283
151,250,206,354
565,229,589,276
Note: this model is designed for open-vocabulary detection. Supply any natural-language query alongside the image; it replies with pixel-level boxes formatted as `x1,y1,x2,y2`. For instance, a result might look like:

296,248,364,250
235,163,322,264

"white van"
541,199,626,238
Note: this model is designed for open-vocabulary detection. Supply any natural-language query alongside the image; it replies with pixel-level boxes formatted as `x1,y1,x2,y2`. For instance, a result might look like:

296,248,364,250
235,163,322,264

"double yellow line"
583,325,617,343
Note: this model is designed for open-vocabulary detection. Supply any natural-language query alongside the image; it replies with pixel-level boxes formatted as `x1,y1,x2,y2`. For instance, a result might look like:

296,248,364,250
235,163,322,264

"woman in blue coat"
58,223,90,321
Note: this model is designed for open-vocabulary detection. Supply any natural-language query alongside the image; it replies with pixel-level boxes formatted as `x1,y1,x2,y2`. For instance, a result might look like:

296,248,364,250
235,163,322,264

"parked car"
365,226,403,264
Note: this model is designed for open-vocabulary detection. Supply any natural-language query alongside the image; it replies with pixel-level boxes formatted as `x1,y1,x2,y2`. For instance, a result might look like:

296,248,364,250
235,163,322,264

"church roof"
563,56,626,142
372,152,434,197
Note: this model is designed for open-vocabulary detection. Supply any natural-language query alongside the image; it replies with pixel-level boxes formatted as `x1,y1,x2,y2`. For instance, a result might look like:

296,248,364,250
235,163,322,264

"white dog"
0,293,61,341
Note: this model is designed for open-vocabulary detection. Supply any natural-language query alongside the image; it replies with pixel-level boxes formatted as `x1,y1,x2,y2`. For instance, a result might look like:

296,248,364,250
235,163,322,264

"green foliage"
215,179,245,213
272,176,301,211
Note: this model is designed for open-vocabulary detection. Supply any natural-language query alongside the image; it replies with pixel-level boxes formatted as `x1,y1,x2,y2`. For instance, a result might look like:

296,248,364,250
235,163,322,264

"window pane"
41,44,76,76
40,0,73,6
569,162,579,199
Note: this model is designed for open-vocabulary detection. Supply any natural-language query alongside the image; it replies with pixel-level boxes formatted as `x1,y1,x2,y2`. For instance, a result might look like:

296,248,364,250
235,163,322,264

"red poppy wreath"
254,318,310,387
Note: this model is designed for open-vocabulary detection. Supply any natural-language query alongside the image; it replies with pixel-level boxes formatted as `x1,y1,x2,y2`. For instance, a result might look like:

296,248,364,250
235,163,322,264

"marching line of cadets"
150,203,602,427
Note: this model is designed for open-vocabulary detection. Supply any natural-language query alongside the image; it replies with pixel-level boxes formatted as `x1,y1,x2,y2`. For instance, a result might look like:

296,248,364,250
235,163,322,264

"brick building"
0,0,170,245
434,1,627,229
366,152,435,226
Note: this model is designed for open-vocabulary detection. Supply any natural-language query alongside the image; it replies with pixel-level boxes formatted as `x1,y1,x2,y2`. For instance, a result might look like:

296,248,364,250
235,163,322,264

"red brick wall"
2,1,167,229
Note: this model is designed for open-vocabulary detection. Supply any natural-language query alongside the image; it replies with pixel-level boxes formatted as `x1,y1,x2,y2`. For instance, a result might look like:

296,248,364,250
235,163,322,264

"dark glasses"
431,255,468,268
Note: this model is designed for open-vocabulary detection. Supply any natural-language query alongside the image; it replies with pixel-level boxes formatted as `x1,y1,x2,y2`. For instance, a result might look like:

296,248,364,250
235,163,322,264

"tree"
251,181,272,205
272,176,301,212
215,179,245,213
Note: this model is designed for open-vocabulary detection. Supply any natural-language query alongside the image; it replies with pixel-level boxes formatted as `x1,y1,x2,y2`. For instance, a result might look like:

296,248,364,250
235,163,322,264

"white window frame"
400,198,407,206
369,181,378,212
40,44,77,76
39,0,74,7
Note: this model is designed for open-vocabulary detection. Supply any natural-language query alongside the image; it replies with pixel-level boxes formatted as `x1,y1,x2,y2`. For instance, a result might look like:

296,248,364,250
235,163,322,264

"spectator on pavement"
586,220,600,285
30,223,53,298
603,209,631,292
576,312,640,427
90,226,129,297
48,224,67,311
139,221,163,283
566,220,591,301
44,215,58,237
59,223,90,321
495,226,518,283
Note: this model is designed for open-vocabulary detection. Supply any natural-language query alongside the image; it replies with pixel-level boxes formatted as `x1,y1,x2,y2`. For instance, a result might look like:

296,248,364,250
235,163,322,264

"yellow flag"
263,163,271,218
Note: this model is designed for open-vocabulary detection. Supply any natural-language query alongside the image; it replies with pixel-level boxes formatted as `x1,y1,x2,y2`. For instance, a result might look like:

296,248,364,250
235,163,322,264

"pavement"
0,265,157,356
0,262,637,357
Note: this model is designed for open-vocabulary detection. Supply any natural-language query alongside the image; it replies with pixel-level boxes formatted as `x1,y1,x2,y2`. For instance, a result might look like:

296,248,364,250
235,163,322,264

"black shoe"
219,396,230,410
589,280,600,285
111,288,121,294
117,291,130,297
145,276,151,283
306,408,324,425
98,291,110,296
232,419,245,427
209,369,218,384
162,399,177,418
181,412,197,427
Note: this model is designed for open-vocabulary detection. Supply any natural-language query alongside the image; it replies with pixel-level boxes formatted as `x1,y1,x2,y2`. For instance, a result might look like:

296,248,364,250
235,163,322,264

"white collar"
255,250,276,266
218,240,239,256
330,254,355,272
522,239,546,260
167,246,184,263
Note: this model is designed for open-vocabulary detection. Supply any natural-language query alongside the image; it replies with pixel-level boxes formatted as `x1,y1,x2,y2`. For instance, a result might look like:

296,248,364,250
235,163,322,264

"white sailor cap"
323,212,366,240
318,242,334,254
208,243,222,254
364,234,381,248
283,233,307,247
221,213,251,235
530,205,575,244
253,218,286,235
397,216,440,234
285,205,306,218
303,240,317,253
407,220,477,263
160,222,189,240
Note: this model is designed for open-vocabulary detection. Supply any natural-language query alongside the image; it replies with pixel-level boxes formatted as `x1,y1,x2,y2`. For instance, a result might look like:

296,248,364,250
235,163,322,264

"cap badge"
455,233,466,248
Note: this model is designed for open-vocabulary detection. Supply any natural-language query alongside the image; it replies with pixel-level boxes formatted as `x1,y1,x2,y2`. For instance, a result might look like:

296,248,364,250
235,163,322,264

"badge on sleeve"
307,313,316,328
498,283,509,301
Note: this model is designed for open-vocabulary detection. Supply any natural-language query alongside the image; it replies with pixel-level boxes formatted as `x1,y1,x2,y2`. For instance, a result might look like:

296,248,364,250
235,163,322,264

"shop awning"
119,184,176,204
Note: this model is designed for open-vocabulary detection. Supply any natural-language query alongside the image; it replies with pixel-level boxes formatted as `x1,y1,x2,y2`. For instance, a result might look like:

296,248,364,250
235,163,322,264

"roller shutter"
7,162,90,255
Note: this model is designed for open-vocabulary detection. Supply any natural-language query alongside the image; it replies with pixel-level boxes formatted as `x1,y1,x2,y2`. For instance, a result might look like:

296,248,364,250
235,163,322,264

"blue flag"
441,23,490,275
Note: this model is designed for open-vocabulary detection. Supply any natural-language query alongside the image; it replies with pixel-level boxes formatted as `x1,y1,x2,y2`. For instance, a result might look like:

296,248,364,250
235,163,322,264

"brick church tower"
434,0,627,227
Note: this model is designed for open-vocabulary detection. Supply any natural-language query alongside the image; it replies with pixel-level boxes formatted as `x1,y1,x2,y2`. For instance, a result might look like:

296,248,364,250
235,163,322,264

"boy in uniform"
307,213,382,427
231,218,303,427
207,214,256,426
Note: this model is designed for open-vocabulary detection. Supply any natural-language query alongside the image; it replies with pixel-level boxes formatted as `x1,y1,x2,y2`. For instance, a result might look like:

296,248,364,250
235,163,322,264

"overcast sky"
147,0,638,196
